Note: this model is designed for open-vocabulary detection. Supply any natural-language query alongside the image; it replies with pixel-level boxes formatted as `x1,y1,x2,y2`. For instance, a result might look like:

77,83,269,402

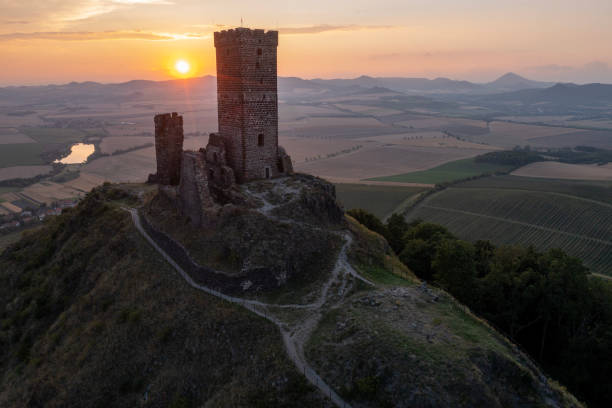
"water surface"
55,143,95,164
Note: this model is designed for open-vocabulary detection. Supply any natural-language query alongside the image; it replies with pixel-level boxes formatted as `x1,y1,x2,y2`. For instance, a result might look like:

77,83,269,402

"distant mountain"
311,75,484,94
308,73,555,95
0,76,401,106
486,82,612,106
0,74,603,108
0,76,218,105
485,72,553,92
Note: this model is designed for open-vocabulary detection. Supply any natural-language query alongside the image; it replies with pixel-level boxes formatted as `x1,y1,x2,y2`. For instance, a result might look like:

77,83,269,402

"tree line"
348,208,612,408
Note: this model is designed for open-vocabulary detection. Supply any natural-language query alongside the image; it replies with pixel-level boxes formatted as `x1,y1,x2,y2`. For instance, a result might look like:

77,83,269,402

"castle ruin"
148,28,293,225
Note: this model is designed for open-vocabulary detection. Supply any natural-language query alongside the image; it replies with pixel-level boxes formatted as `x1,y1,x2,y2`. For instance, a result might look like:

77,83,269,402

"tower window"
256,62,260,69
257,48,262,56
258,134,264,146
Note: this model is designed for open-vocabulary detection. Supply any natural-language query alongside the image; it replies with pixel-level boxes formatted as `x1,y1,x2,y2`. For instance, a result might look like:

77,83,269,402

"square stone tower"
214,28,279,182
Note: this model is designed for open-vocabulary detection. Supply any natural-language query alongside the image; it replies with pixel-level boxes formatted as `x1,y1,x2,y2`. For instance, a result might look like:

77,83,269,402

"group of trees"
348,209,612,408
474,149,544,167
548,145,612,165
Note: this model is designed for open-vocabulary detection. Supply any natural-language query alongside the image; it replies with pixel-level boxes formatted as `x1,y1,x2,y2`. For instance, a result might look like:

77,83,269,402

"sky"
1,0,612,85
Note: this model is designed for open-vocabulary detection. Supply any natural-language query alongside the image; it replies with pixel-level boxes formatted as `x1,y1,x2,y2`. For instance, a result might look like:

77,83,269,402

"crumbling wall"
178,151,214,225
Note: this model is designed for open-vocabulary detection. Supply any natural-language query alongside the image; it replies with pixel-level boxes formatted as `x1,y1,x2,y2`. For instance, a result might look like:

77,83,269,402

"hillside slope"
0,182,582,407
0,187,325,407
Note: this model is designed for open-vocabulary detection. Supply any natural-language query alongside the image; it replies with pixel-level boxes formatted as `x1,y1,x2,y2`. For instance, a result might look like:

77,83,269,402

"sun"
175,60,190,75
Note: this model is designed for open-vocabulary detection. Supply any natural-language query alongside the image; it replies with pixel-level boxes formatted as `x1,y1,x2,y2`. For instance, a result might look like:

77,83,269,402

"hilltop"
0,176,582,407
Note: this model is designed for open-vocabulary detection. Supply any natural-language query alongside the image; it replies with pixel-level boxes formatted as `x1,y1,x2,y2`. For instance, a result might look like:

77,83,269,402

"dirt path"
128,208,367,408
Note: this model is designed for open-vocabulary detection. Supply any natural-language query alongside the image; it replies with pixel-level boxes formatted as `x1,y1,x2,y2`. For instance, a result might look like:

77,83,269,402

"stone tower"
153,112,184,185
214,28,280,182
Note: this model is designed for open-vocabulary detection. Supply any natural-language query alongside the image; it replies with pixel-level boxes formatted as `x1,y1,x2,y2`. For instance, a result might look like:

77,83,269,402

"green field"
20,127,86,144
369,158,515,184
335,183,426,219
405,177,612,275
0,144,46,168
0,128,89,169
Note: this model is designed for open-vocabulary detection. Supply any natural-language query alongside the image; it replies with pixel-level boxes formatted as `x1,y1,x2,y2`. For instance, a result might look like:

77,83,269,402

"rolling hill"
0,181,582,407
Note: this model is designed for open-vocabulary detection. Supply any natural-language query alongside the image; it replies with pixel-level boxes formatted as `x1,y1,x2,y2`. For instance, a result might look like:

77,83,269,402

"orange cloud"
0,31,208,42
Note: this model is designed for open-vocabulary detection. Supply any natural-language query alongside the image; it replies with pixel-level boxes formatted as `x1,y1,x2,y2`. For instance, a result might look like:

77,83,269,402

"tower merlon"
214,28,278,47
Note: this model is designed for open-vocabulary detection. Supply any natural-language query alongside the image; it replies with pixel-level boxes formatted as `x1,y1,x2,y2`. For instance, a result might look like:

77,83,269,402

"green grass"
406,181,612,275
19,127,86,144
355,264,413,286
0,144,46,168
369,158,515,184
335,183,426,219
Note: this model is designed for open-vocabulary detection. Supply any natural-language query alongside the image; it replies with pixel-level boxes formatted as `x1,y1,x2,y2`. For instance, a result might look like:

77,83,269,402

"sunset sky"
1,0,612,85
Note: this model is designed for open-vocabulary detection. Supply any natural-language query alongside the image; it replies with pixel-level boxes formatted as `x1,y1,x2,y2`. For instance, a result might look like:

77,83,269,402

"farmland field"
0,144,46,167
0,165,52,181
370,158,515,184
99,136,154,154
458,175,612,204
19,127,86,144
512,162,612,181
334,183,426,219
405,177,612,275
0,128,36,144
296,145,489,180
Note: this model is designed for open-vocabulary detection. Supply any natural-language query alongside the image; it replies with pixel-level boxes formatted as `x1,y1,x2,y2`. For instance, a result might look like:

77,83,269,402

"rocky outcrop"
145,174,345,292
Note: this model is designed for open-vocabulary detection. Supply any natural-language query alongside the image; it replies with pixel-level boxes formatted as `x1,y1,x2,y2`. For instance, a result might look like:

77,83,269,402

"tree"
385,213,408,255
347,209,388,238
432,239,477,300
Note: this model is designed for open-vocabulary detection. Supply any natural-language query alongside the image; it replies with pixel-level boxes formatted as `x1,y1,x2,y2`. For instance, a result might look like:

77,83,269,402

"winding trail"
128,208,371,407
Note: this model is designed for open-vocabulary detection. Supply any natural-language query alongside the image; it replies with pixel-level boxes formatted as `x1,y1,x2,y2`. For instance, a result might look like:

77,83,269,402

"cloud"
0,30,208,42
1,0,173,25
59,0,174,22
2,20,30,25
278,24,394,35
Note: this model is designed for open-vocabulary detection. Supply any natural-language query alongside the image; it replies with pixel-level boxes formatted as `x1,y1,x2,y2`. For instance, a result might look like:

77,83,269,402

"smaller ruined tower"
153,112,184,185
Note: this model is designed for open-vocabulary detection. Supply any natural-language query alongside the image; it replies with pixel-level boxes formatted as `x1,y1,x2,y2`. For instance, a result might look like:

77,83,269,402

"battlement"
154,112,183,126
214,28,278,47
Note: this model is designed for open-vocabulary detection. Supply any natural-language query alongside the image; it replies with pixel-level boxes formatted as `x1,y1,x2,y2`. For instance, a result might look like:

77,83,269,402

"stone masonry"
215,28,283,182
149,27,293,225
150,112,184,185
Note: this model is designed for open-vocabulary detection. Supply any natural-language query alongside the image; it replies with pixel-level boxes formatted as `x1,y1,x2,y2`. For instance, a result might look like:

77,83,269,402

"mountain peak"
490,72,530,84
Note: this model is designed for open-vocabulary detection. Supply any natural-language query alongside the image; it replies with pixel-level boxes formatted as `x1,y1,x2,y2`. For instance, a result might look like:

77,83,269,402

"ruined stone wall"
154,112,184,185
178,151,214,225
214,28,279,182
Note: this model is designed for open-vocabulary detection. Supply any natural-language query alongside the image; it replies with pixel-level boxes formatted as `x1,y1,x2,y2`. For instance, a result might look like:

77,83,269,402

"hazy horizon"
2,0,612,86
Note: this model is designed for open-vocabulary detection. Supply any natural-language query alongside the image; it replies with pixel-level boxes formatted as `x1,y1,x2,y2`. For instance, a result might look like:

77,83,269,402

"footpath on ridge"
127,207,373,408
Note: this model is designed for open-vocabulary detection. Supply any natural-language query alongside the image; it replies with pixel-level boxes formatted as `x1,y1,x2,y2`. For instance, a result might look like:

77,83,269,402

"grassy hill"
334,183,426,219
406,176,612,275
0,182,582,407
